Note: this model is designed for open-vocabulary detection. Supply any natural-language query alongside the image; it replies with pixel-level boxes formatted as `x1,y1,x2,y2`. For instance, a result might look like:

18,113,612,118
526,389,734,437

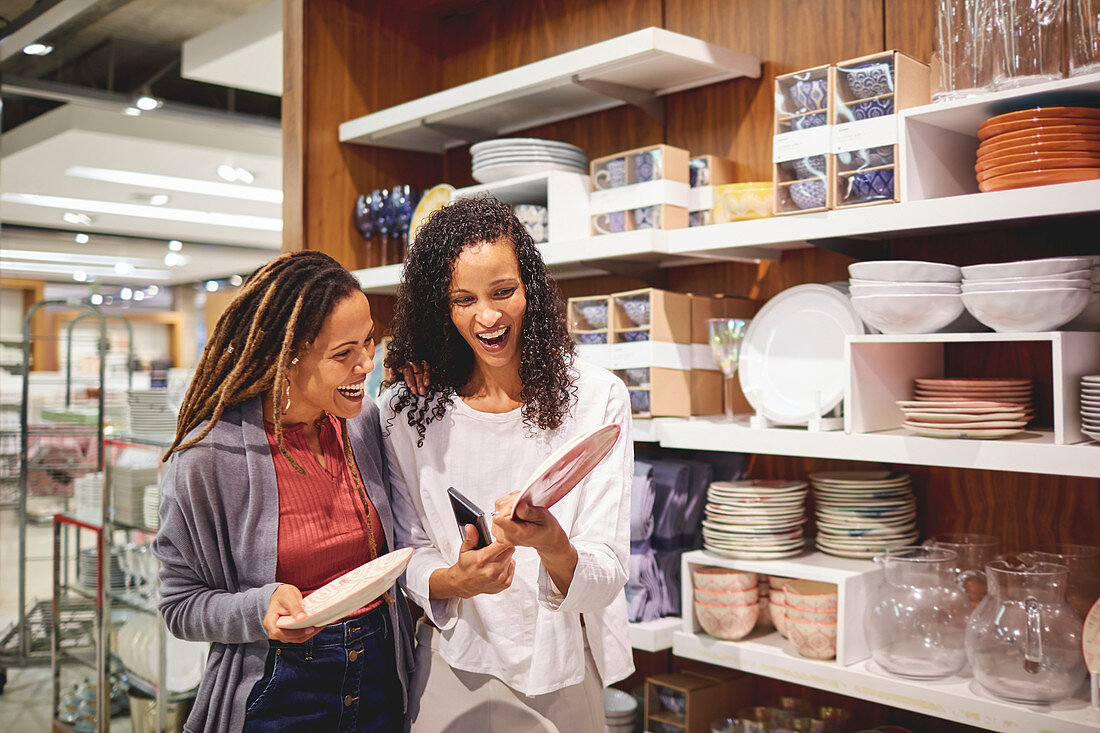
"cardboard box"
829,51,930,210
617,366,718,417
590,143,690,186
611,288,692,344
773,64,833,215
645,672,731,733
590,203,688,235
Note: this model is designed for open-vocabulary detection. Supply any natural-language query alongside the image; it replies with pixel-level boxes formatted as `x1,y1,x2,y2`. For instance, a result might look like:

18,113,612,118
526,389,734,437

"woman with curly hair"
380,196,633,732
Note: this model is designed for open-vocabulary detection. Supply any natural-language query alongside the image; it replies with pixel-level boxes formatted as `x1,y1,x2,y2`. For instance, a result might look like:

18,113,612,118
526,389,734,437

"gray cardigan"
152,397,413,732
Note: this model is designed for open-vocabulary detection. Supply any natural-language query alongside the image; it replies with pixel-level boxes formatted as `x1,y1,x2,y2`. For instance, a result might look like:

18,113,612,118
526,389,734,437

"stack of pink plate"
897,377,1035,439
975,106,1100,193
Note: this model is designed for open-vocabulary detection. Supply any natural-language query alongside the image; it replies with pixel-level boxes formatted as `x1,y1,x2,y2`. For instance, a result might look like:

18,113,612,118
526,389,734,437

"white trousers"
406,620,605,733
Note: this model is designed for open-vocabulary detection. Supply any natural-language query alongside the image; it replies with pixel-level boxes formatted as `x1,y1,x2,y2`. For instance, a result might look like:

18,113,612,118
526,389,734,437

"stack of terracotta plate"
975,106,1100,193
897,377,1035,439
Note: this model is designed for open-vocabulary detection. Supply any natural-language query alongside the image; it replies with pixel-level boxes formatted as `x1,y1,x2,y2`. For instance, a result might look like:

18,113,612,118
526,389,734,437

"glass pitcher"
865,546,973,678
922,533,1001,607
966,558,1086,703
1019,543,1100,622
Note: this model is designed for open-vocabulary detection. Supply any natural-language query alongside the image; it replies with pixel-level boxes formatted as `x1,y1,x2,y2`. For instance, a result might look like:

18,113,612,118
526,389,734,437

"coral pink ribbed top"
265,413,384,618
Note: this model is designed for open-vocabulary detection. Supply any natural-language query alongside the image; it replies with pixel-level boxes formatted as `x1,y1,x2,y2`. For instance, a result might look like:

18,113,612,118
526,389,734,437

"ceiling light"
147,285,160,296
133,291,145,301
4,193,283,232
66,167,282,204
216,165,238,182
234,167,255,184
73,271,88,282
168,239,183,251
229,274,243,287
149,194,170,206
23,43,53,56
3,248,155,268
90,294,104,305
120,288,133,300
135,95,162,111
124,107,141,116
63,212,94,226
74,233,90,244
0,261,168,280
205,281,219,292
114,262,136,276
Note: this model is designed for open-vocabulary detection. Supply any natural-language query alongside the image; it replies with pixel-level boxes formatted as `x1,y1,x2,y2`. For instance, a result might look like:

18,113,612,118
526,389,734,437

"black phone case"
447,487,492,549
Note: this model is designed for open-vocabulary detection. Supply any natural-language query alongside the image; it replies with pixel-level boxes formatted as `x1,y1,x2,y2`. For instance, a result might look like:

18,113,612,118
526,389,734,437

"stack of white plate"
702,480,808,559
848,260,964,334
127,390,177,442
143,485,160,529
902,377,1034,439
73,471,104,523
469,137,588,184
809,471,919,558
960,256,1095,332
1082,376,1100,443
109,465,159,526
117,612,207,693
603,687,639,733
78,546,126,590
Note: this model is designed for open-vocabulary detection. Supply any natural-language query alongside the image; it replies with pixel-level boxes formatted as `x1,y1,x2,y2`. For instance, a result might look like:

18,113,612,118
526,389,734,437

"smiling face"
285,290,376,422
449,238,527,377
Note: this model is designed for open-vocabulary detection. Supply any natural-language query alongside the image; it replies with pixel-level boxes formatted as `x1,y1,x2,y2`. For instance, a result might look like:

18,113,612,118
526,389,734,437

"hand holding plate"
492,492,568,554
265,584,323,643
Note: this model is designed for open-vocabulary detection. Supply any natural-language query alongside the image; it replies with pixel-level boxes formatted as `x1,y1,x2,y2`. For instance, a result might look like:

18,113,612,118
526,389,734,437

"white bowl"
849,282,961,296
851,293,964,334
849,260,961,283
962,268,1091,284
962,277,1091,292
960,256,1093,280
1064,291,1100,331
961,288,1091,332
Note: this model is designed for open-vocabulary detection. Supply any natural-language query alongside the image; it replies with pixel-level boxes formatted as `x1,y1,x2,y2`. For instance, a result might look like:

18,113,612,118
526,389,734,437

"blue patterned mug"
632,206,661,229
842,62,894,99
847,168,894,202
632,149,663,182
592,211,626,235
594,158,627,190
788,179,827,210
788,78,828,112
850,97,895,120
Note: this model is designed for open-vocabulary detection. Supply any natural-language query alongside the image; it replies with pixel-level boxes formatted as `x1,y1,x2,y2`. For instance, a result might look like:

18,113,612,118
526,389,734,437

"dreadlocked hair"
164,250,363,477
383,195,576,447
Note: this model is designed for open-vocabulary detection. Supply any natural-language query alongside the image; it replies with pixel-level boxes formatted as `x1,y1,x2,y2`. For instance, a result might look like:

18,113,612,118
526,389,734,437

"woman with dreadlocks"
152,250,413,733
380,196,633,732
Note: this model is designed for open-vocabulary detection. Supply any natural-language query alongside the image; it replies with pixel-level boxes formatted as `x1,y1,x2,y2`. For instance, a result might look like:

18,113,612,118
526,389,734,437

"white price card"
772,126,832,163
832,116,898,154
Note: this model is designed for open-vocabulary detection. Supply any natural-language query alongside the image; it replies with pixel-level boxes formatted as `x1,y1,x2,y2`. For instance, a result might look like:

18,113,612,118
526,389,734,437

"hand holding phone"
447,487,492,550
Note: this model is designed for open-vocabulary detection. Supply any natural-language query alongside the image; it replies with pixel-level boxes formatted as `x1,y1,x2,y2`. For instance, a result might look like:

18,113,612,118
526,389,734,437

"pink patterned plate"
914,378,1031,388
276,547,414,629
896,400,1015,409
1085,598,1100,673
510,423,621,518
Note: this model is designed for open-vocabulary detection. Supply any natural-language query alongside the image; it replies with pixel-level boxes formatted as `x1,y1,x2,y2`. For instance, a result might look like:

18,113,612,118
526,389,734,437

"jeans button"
348,649,360,662
344,694,357,707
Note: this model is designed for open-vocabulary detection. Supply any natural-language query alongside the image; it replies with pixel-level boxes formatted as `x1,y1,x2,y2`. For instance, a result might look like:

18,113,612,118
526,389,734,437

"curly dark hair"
384,195,576,446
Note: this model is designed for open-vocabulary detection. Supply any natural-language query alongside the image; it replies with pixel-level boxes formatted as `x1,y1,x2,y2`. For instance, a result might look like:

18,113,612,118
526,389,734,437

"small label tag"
832,116,898,153
772,127,832,162
589,180,690,214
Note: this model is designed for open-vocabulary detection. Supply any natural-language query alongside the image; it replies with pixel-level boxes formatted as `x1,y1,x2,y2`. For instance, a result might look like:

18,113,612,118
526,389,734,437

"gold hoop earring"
283,382,291,412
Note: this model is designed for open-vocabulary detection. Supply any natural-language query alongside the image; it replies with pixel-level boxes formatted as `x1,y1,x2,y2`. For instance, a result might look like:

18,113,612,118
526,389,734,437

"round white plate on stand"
738,284,864,425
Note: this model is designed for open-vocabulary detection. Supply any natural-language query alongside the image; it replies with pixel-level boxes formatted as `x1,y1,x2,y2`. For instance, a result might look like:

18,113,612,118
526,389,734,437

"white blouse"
379,358,634,696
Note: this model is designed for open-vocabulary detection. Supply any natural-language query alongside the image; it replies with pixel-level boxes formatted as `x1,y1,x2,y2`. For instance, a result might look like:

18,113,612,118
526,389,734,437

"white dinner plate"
738,285,864,425
705,545,806,560
277,547,414,629
903,423,1024,439
470,137,586,155
472,161,587,183
1083,428,1100,442
808,470,908,485
901,410,1025,422
903,418,1028,429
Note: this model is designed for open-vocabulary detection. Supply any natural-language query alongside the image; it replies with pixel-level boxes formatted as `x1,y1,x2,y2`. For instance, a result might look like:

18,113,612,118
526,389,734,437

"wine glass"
353,193,376,240
389,185,415,263
370,188,393,261
707,318,751,421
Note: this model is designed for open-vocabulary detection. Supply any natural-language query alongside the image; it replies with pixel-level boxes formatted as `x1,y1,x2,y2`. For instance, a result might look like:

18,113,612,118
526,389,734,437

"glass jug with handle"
966,558,1086,703
922,533,1000,607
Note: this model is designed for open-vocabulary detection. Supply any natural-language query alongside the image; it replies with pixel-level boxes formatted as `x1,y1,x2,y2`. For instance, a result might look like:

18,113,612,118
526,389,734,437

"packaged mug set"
588,144,690,235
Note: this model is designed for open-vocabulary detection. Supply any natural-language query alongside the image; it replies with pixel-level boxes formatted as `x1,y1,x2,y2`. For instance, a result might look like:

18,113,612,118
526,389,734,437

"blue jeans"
243,605,402,732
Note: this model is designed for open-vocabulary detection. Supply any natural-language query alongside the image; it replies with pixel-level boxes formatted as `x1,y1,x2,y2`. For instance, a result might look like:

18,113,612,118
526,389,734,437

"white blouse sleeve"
380,401,460,630
538,377,633,613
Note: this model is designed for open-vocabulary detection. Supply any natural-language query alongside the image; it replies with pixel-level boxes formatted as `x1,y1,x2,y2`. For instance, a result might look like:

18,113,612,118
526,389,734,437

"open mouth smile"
476,326,510,349
336,381,365,399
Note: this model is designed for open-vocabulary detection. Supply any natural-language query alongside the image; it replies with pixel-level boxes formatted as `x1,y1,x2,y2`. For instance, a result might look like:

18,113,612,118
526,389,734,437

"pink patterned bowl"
694,586,759,606
756,595,773,628
786,617,838,659
770,600,788,637
784,603,838,624
692,567,758,592
695,600,759,640
783,579,838,612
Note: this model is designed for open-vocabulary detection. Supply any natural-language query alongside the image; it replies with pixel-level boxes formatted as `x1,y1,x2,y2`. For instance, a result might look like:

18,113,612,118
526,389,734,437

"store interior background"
1,0,1098,731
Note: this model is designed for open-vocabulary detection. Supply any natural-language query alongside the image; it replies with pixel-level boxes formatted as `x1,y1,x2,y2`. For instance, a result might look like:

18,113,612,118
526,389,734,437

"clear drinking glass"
993,0,1067,89
865,546,972,678
966,557,1086,703
707,318,750,421
1069,0,1100,75
933,0,997,100
922,533,1001,606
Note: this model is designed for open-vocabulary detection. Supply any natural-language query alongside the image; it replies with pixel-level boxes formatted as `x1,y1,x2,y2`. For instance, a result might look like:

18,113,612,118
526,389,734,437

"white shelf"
652,416,1100,479
339,28,760,152
672,631,1097,733
628,616,680,652
353,179,1100,293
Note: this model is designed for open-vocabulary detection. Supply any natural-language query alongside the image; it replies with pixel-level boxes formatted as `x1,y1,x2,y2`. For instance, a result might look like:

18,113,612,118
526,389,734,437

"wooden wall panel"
884,0,936,63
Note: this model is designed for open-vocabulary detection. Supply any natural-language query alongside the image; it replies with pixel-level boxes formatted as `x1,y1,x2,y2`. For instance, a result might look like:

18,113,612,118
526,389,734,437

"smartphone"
447,487,492,550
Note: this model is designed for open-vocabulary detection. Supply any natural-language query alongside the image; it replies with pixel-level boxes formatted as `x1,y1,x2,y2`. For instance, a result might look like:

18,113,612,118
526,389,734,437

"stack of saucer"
702,480,808,560
809,471,918,559
974,106,1100,193
469,138,588,183
143,485,160,529
1082,376,1100,443
903,377,1033,439
127,390,177,442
